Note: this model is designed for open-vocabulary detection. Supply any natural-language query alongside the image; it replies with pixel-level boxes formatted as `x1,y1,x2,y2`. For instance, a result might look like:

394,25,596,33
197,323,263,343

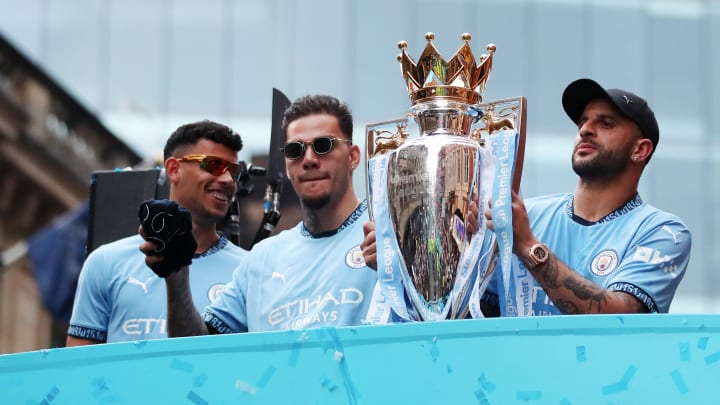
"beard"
572,142,632,180
300,193,331,210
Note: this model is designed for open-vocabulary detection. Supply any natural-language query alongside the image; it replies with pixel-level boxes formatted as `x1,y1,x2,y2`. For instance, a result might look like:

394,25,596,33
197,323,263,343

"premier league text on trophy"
365,33,529,321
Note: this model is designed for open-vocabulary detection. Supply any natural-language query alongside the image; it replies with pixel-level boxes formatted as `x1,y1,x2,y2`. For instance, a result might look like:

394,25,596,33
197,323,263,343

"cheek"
285,162,302,182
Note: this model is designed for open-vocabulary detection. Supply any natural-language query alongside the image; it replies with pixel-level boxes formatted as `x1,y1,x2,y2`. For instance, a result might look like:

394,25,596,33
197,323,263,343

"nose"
218,168,236,183
578,120,594,139
301,144,320,169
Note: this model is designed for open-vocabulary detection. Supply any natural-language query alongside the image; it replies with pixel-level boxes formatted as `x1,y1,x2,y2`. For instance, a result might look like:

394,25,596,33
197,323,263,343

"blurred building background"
0,0,717,353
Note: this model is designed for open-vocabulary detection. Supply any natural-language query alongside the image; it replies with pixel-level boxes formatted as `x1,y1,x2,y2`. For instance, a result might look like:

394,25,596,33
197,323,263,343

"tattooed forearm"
527,250,648,314
167,288,208,337
165,270,210,337
554,299,580,314
539,256,561,289
563,277,607,311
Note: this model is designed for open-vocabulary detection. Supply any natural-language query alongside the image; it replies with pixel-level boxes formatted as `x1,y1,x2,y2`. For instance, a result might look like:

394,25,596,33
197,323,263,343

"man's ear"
349,144,361,170
632,138,654,163
165,157,180,182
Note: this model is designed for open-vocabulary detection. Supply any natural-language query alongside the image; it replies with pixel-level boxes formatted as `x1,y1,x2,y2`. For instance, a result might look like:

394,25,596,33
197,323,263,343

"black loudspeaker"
87,169,169,253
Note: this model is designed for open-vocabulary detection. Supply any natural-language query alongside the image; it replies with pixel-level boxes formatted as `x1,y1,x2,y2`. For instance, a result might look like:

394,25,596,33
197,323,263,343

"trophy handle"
364,117,411,221
474,96,527,192
513,96,527,193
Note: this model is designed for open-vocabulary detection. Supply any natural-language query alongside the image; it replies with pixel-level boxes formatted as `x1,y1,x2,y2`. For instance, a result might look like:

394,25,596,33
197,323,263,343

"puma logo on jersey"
127,276,154,294
634,246,672,267
662,225,682,244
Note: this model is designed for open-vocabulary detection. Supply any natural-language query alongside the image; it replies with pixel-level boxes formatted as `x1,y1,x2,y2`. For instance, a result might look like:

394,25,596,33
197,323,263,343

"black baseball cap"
562,78,659,149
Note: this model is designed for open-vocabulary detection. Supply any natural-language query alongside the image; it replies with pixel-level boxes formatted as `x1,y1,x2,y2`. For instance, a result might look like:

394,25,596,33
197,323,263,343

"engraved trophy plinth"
366,33,526,321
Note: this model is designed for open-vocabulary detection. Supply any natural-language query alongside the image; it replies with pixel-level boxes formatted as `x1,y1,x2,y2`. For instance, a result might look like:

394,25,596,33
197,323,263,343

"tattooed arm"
485,190,648,314
518,250,648,314
164,268,219,336
140,237,219,337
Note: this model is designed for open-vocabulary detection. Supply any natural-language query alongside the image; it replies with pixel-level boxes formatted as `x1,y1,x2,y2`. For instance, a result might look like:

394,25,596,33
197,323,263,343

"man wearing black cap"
482,78,691,315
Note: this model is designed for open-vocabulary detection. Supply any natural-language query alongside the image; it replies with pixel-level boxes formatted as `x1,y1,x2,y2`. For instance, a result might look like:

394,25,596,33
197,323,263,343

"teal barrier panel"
1,314,719,404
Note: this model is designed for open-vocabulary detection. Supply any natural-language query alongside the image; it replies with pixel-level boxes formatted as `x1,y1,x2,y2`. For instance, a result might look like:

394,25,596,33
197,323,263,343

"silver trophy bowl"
386,101,480,320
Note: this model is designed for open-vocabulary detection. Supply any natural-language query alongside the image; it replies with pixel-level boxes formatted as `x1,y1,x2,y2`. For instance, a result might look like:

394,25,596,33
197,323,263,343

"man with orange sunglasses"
66,120,248,345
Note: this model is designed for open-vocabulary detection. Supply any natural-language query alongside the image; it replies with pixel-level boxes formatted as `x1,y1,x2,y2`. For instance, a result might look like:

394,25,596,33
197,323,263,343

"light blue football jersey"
68,234,246,342
483,193,691,315
204,201,379,332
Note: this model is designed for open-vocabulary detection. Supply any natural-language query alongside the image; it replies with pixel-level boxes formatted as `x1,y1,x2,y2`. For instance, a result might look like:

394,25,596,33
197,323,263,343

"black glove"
138,199,197,278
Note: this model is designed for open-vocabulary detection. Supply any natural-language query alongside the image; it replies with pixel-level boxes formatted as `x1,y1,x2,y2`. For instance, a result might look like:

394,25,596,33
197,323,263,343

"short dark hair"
164,120,243,160
282,95,353,141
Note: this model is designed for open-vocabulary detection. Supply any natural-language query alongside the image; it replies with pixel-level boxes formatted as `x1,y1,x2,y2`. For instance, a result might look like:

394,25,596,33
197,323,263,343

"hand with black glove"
138,199,197,278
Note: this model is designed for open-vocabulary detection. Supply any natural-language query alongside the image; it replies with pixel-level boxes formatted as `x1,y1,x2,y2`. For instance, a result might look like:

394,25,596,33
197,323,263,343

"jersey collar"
567,193,644,226
301,200,368,238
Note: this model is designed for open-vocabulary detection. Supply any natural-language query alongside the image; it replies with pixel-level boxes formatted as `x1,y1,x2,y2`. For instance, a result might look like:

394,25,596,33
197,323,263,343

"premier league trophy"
366,33,527,321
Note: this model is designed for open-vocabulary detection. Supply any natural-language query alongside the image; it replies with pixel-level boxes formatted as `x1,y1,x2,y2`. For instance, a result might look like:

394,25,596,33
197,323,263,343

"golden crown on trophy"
397,32,496,105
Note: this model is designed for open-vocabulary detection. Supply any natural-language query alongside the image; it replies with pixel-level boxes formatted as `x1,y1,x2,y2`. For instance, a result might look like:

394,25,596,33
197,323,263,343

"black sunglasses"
281,136,352,160
177,155,241,180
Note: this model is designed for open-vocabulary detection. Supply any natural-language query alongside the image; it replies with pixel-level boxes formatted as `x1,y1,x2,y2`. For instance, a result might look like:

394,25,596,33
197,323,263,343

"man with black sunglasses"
142,94,390,335
66,120,248,345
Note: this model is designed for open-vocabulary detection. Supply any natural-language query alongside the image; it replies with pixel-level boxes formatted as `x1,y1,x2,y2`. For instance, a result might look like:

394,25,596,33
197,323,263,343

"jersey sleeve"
67,247,112,342
605,216,691,313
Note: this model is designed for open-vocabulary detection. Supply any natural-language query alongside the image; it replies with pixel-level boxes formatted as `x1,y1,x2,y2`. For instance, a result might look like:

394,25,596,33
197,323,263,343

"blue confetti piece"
670,370,688,394
430,342,440,362
187,390,209,405
447,363,453,374
601,382,625,395
621,365,638,382
327,328,361,404
704,351,720,365
516,390,542,401
91,378,111,398
257,366,277,388
679,342,690,362
97,393,123,405
576,346,586,363
320,376,338,392
697,337,709,351
560,398,572,405
288,342,301,367
601,365,636,395
99,394,122,404
474,388,490,405
321,340,334,355
170,358,194,373
477,372,496,393
39,386,60,403
193,373,208,388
